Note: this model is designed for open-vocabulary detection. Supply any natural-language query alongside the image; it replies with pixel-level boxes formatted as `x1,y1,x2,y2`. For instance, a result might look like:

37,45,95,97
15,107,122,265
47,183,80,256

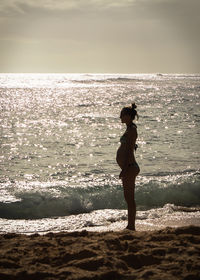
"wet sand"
0,226,200,280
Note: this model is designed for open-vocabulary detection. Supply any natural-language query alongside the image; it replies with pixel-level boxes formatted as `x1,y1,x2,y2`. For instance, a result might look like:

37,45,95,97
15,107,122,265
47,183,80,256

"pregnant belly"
116,145,135,169
116,146,126,168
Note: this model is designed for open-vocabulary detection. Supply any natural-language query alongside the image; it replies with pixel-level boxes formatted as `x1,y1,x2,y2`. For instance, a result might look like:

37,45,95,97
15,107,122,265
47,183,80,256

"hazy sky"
0,0,199,73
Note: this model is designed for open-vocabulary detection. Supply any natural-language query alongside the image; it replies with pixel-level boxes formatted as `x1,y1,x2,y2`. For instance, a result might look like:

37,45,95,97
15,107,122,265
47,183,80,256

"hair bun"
131,103,137,110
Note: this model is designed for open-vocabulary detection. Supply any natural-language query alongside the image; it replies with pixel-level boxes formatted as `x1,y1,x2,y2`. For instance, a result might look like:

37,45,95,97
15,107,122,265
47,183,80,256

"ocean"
0,73,200,233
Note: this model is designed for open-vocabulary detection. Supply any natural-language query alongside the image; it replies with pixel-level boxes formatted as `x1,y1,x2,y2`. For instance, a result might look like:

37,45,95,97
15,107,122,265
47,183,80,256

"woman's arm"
119,127,137,178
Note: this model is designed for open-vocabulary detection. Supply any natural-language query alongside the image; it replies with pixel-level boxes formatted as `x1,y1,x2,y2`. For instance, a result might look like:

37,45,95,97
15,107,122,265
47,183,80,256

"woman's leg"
122,175,136,230
122,165,139,230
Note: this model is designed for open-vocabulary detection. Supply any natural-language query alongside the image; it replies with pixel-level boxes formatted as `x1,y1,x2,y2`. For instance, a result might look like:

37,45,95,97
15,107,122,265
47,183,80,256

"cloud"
1,0,199,25
0,0,134,17
0,0,199,72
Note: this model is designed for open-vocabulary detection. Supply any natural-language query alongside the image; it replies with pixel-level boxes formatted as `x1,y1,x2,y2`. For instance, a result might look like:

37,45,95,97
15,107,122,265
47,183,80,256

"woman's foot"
126,225,135,231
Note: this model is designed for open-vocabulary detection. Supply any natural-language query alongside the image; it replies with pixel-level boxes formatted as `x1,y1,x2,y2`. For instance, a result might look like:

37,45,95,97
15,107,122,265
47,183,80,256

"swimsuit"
120,134,127,144
128,162,139,168
120,123,138,151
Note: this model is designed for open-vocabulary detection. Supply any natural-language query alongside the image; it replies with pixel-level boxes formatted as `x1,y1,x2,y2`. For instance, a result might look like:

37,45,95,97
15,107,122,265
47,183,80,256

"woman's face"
120,110,131,123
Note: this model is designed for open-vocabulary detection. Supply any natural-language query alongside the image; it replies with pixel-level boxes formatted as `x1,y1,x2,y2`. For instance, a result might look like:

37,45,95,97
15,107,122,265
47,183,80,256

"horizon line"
0,72,200,75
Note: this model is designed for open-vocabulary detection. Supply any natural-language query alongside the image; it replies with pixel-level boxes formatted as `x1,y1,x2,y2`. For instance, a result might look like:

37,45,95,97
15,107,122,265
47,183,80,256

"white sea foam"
0,205,200,234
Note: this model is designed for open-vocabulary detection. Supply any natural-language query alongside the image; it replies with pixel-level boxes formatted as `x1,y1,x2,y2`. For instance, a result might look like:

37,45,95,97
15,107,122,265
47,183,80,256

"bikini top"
120,123,138,151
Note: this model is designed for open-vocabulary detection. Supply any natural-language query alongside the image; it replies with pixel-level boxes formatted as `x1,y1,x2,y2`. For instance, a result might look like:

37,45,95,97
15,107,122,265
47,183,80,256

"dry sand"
0,226,200,280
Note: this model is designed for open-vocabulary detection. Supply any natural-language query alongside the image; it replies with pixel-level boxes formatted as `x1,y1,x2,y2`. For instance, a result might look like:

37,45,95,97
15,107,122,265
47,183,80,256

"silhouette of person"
116,103,140,230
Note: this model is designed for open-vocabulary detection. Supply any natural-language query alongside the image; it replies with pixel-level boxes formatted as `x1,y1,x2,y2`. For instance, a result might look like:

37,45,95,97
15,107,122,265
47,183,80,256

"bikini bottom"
128,162,139,168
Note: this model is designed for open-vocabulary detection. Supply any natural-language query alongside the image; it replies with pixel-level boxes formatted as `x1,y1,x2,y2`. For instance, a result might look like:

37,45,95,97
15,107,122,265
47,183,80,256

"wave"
0,172,199,219
72,77,142,84
136,175,200,210
71,74,200,84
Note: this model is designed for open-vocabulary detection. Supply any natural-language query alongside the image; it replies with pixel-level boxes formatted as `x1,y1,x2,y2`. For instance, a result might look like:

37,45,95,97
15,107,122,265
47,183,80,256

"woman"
116,103,140,230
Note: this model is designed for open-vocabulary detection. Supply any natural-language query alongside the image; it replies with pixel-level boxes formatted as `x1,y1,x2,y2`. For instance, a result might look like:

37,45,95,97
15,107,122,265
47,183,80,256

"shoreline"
0,225,200,280
1,211,200,235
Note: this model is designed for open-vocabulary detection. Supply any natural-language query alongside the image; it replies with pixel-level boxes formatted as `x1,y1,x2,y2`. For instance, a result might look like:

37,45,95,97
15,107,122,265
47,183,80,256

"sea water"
0,73,200,233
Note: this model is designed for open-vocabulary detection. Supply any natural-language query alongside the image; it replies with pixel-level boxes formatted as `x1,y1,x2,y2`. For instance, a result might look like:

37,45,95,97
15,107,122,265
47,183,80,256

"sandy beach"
0,226,200,280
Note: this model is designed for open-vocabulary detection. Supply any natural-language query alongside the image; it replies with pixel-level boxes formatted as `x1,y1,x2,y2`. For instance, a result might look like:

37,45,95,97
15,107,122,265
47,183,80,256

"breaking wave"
0,171,199,219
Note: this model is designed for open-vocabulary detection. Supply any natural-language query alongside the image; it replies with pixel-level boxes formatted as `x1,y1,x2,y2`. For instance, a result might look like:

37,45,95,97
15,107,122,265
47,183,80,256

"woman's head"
120,103,138,123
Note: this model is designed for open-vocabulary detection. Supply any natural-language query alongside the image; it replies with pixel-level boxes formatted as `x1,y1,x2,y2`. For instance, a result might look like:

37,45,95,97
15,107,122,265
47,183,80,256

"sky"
0,0,199,73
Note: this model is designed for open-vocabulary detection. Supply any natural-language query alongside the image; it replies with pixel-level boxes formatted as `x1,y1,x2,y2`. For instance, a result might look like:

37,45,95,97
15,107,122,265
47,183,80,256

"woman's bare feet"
126,225,135,231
